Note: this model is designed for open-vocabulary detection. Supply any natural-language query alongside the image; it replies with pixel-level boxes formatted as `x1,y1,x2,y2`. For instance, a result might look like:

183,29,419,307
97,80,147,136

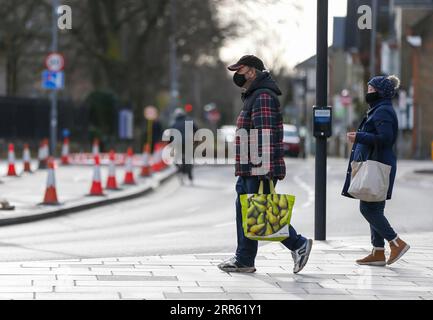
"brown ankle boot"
387,237,410,265
356,248,386,266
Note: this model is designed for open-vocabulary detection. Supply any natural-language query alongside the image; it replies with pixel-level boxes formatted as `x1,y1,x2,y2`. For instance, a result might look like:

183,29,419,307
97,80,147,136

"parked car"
283,124,301,158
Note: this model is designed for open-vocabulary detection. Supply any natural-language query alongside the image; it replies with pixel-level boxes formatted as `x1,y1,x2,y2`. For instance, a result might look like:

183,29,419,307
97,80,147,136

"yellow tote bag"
240,180,295,241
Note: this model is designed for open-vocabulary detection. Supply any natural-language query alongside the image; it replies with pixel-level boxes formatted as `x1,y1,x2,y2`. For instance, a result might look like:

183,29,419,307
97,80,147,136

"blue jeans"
360,201,398,248
235,176,307,267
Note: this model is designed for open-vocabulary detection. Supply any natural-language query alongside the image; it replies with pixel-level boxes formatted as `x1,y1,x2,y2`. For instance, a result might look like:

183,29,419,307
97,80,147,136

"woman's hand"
347,132,357,143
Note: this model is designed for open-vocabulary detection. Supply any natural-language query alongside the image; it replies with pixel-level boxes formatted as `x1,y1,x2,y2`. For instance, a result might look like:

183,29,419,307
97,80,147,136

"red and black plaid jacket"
235,72,286,180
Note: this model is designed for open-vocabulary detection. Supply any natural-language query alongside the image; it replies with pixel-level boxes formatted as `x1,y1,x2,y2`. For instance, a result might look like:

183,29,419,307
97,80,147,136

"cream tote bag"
348,155,391,202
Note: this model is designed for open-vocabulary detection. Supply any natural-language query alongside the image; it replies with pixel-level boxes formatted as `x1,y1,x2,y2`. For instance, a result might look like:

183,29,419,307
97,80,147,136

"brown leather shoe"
387,237,410,265
356,248,386,266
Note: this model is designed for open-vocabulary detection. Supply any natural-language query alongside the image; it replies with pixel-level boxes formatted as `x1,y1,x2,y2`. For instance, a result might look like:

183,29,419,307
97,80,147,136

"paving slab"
0,232,431,299
35,292,120,300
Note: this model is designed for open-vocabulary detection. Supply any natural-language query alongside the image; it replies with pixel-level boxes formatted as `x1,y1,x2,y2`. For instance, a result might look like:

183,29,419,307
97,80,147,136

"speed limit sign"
45,53,65,72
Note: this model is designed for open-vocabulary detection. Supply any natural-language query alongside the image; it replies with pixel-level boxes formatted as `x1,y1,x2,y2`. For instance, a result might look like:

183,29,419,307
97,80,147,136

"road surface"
0,158,432,262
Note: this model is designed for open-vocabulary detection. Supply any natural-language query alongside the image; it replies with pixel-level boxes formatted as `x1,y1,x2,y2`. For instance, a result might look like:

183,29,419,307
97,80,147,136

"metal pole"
303,76,308,130
315,0,328,241
169,0,179,116
302,76,308,159
50,0,59,156
370,0,378,77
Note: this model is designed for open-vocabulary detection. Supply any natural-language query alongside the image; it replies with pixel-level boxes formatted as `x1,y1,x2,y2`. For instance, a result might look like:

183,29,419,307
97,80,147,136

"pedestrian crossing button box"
313,106,332,138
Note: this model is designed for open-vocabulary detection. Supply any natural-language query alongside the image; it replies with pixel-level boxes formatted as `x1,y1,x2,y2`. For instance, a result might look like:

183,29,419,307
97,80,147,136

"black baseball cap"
228,55,266,72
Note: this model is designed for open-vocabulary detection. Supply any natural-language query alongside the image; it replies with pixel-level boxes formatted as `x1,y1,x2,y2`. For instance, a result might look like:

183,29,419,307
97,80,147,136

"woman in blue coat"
342,75,410,266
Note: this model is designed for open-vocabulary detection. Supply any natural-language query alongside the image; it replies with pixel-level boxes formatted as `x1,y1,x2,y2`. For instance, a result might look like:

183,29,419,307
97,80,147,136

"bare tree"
0,0,50,95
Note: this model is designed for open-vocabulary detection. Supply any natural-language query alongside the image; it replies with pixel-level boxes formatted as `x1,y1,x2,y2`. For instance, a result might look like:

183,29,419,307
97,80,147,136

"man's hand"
347,132,357,144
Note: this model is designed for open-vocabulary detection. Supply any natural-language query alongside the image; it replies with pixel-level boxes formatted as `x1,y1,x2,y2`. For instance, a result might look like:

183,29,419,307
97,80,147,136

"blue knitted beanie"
368,75,400,99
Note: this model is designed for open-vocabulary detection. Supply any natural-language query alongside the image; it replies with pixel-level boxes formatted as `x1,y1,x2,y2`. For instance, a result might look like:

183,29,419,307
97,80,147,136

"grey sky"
218,0,347,71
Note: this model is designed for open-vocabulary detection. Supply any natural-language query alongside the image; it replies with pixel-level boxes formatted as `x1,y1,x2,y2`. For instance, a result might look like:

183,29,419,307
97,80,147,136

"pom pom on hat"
387,75,401,90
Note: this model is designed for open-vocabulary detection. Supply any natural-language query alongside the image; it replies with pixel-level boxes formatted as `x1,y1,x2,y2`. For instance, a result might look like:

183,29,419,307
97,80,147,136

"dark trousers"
176,153,193,181
235,176,307,267
360,200,398,248
177,163,193,181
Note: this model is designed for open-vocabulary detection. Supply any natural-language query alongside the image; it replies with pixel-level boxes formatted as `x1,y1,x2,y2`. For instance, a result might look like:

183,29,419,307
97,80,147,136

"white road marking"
184,206,201,213
293,174,315,209
154,231,189,238
420,181,433,188
214,222,236,228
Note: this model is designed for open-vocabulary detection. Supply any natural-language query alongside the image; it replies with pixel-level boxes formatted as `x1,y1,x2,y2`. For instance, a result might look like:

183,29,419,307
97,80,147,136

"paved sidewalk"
0,233,432,300
0,161,176,225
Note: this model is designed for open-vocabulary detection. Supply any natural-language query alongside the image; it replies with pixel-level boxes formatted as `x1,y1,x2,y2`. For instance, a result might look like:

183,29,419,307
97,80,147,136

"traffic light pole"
50,0,59,157
315,0,328,241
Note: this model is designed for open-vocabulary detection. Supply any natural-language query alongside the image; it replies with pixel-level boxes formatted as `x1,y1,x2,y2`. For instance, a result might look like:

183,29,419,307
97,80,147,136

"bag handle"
356,141,379,162
258,180,276,195
369,142,379,161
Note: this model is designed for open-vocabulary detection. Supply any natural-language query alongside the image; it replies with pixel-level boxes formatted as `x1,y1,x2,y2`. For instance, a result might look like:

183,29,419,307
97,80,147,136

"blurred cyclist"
170,108,198,185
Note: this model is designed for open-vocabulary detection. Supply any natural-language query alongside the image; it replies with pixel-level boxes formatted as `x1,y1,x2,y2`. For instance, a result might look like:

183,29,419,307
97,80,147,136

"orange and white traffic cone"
123,147,136,185
152,143,167,172
89,155,105,196
41,158,60,205
92,138,100,156
22,144,32,173
7,144,18,177
6,144,18,177
151,144,161,172
106,150,119,190
38,139,49,169
140,144,152,177
61,137,70,165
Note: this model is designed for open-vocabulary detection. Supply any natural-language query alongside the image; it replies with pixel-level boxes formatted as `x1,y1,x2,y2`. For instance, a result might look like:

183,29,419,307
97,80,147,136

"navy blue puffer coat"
342,98,398,200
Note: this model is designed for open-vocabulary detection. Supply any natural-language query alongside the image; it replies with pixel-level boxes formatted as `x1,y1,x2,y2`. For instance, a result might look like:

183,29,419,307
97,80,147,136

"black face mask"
233,72,247,87
365,92,381,104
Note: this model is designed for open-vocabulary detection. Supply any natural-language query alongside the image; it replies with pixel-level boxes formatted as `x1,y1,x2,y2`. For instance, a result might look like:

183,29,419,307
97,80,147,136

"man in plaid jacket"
218,55,313,274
